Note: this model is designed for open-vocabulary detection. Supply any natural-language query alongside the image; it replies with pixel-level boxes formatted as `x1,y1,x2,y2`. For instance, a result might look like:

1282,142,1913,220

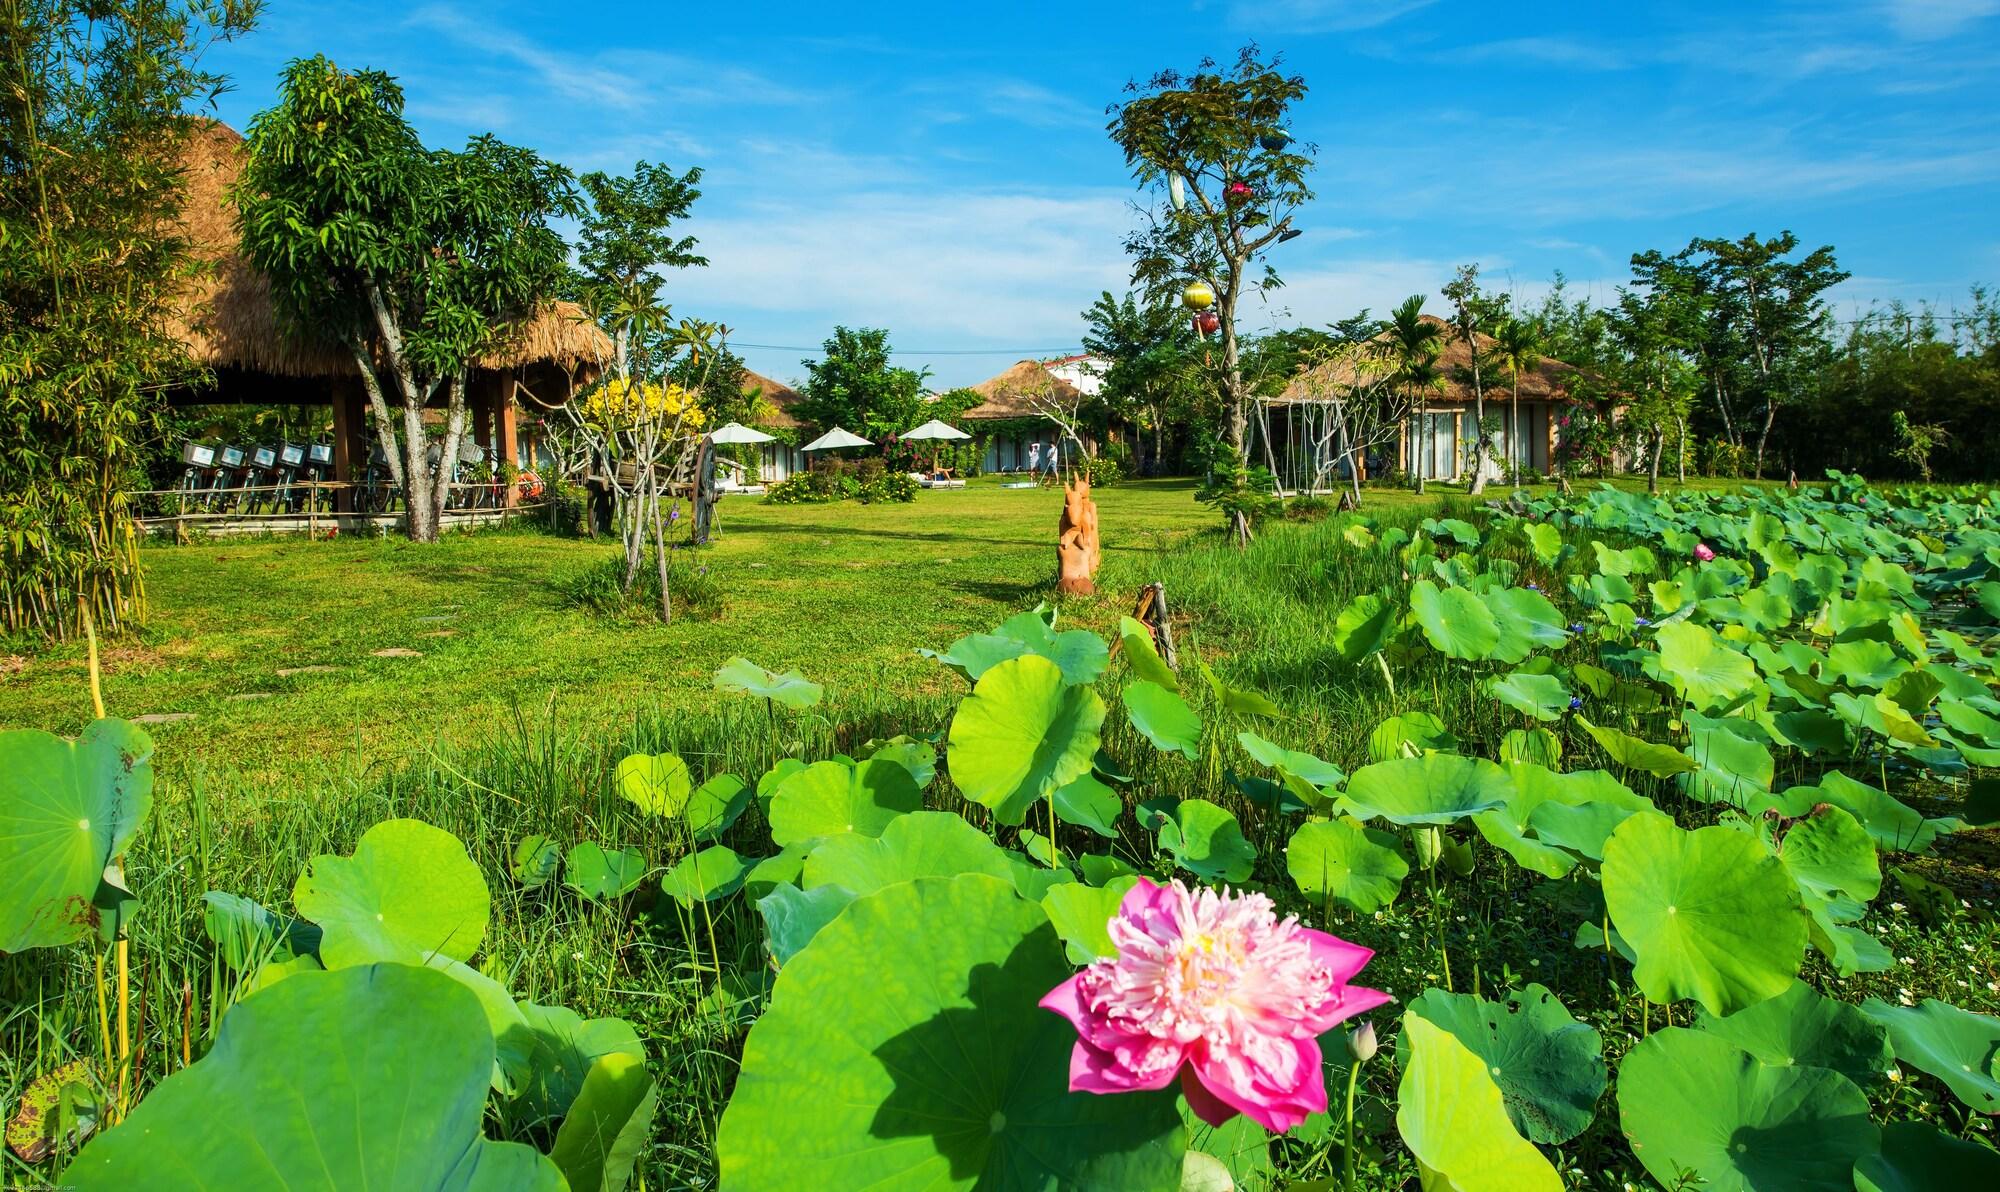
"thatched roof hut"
169,122,610,391
961,359,1083,420
740,368,805,429
1275,314,1586,406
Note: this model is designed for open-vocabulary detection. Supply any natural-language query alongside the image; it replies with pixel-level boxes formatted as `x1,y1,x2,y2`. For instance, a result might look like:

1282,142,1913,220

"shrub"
1282,494,1333,522
557,551,722,622
857,472,918,504
1196,456,1282,529
1074,454,1124,487
764,472,859,505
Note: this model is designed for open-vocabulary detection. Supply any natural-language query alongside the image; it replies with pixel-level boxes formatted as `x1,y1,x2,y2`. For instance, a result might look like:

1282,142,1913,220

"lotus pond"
5,473,2000,1190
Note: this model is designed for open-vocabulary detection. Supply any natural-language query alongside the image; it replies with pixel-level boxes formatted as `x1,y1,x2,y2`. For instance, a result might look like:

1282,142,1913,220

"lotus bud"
1348,1021,1378,1063
1693,543,1716,562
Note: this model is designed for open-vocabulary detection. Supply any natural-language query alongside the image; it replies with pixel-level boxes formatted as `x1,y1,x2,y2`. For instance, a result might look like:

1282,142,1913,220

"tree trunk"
1413,393,1426,495
1676,414,1687,484
1648,428,1663,494
1467,337,1488,495
1753,399,1776,481
1510,378,1522,489
430,370,470,531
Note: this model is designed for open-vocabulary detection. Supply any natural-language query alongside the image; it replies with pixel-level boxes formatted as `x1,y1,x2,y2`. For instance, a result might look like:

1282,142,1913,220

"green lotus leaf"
1157,799,1255,883
1681,713,1775,807
659,845,754,908
1395,1015,1562,1192
294,819,489,965
802,810,1016,896
1825,638,1910,689
563,842,649,901
1811,771,1943,853
922,632,1033,681
715,875,1186,1190
1616,1027,1878,1192
680,773,752,843
1805,897,1895,977
755,882,856,966
1410,579,1501,660
1500,728,1562,768
947,655,1106,825
1367,710,1457,762
990,610,1112,686
1196,658,1285,718
1775,803,1881,903
1855,1121,2000,1192
1577,716,1698,776
1041,876,1138,964
1524,522,1564,565
1485,671,1571,722
714,656,823,708
1860,998,2000,1114
1482,587,1571,665
1118,616,1179,690
742,844,807,900
1286,816,1410,913
1602,813,1807,1015
1406,984,1605,1144
1342,754,1513,826
0,719,153,952
63,964,561,1190
1078,853,1138,886
1692,980,1890,1090
1180,1107,1274,1190
615,752,692,817
1768,709,1851,755
755,757,807,815
1472,797,1579,879
510,1003,646,1128
1333,593,1399,663
1832,691,1938,748
550,1052,657,1192
1124,680,1202,759
1525,799,1645,862
1052,772,1122,837
1656,621,1762,712
1237,730,1345,802
511,835,564,889
865,735,938,788
201,890,317,974
767,758,923,847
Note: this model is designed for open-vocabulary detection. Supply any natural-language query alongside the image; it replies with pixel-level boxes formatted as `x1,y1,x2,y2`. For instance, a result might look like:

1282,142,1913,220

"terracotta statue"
1057,477,1100,595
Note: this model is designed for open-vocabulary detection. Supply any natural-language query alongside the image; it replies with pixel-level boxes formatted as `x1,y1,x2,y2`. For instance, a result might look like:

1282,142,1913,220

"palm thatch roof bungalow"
735,368,810,481
961,357,1103,473
167,122,612,509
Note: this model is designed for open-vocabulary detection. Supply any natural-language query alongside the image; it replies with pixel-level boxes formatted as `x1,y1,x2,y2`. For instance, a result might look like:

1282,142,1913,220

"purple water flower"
1526,582,1541,591
1634,616,1651,627
1568,623,1586,634
1569,696,1584,711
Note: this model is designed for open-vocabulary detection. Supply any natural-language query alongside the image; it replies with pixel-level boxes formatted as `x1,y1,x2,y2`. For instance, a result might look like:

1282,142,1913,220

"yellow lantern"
1182,282,1216,311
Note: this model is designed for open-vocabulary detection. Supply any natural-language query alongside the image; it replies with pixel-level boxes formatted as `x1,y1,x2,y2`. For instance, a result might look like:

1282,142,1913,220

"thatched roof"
1275,314,1587,406
961,359,1082,421
740,368,804,429
170,122,610,381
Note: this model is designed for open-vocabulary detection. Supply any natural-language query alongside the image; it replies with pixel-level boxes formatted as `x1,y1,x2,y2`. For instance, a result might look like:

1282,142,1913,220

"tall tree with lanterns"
1107,47,1314,491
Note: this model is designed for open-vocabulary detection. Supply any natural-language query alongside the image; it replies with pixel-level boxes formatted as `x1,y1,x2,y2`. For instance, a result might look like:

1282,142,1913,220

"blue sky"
202,1,2000,387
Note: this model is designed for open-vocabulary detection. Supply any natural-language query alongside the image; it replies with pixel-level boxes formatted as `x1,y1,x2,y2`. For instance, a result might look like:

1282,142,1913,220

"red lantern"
1194,310,1221,336
1225,181,1255,204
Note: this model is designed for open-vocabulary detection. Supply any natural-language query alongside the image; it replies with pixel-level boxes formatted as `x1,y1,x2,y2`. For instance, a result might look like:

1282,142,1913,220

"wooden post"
330,379,363,514
497,375,520,508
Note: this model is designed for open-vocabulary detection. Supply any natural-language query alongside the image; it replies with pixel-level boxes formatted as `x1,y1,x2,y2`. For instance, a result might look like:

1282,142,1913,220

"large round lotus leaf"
1123,680,1202,759
1484,671,1570,722
1681,713,1775,806
768,759,924,847
294,819,490,965
713,656,823,708
1812,771,1942,853
1616,1027,1878,1192
1286,816,1409,913
1156,799,1256,883
563,842,648,901
615,752,692,817
864,735,938,788
1342,754,1513,826
0,719,153,952
948,655,1106,826
1860,997,2000,1114
510,1003,646,1128
1602,813,1806,1016
802,810,1016,897
1855,1121,2000,1192
659,845,754,908
1367,710,1456,762
756,883,856,967
1775,804,1881,903
63,964,561,1190
1410,579,1501,660
1040,876,1138,964
1395,1015,1562,1192
1052,773,1122,837
992,610,1112,686
1655,621,1762,711
1481,587,1570,665
1406,984,1605,1144
1692,980,1890,1090
715,874,1186,1190
684,773,752,842
1333,593,1399,663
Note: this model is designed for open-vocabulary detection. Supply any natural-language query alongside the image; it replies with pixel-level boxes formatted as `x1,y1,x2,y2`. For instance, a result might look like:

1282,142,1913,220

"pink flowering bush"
1039,878,1388,1133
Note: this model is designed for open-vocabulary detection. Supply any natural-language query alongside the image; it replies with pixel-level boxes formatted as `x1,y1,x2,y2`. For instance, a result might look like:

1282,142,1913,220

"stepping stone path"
132,712,196,725
419,629,458,639
371,648,423,658
275,665,339,678
224,692,273,701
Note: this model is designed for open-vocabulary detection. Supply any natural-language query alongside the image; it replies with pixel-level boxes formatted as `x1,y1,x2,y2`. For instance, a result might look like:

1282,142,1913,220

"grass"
9,470,1988,1189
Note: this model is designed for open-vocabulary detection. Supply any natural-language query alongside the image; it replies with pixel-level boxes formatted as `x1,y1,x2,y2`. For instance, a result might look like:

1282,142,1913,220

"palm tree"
1488,316,1544,491
1385,296,1445,493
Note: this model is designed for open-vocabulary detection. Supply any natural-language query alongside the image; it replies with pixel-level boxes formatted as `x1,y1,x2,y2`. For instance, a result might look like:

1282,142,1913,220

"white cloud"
1231,0,1440,33
1881,0,2000,39
1449,37,1629,71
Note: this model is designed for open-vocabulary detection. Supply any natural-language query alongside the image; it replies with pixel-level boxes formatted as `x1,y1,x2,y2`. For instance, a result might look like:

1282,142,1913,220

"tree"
1285,310,1410,509
237,56,580,542
1486,316,1543,488
794,327,930,439
1440,264,1506,493
0,0,259,636
1108,45,1314,524
1080,290,1202,475
1384,297,1445,494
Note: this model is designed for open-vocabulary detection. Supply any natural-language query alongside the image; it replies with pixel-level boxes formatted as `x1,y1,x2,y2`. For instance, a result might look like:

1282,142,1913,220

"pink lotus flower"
1039,879,1388,1133
1693,543,1716,562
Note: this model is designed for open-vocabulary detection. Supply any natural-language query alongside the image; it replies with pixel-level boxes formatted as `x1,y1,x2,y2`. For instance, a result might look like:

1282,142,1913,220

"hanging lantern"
1168,173,1187,213
1182,281,1216,311
1225,180,1256,205
1259,128,1293,153
1194,310,1221,336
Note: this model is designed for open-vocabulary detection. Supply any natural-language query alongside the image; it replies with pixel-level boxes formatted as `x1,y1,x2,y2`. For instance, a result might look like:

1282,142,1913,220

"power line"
728,342,1085,356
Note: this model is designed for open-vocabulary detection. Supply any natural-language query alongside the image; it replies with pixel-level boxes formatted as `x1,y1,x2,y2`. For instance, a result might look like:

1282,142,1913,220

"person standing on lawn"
1027,440,1042,478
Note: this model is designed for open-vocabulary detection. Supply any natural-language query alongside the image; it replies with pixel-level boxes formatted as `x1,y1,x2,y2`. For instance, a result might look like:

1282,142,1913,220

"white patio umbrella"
901,418,971,442
801,426,873,452
707,421,776,444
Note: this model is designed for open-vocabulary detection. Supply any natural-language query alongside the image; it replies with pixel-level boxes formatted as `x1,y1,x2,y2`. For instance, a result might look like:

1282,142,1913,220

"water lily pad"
1156,799,1255,882
0,719,153,952
1406,984,1605,1144
1395,1015,1562,1192
1602,813,1807,1015
715,875,1186,1189
564,842,648,901
948,655,1105,826
1125,681,1202,759
1692,980,1890,1090
714,657,823,708
1616,1027,1878,1192
294,819,489,965
1410,579,1501,660
1860,998,2000,1114
802,810,1016,896
1342,754,1512,826
615,753,692,817
63,964,561,1190
1286,817,1409,913
768,759,923,847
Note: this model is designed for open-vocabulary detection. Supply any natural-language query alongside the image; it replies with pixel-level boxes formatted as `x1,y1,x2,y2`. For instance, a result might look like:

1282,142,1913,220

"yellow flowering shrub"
577,378,708,432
